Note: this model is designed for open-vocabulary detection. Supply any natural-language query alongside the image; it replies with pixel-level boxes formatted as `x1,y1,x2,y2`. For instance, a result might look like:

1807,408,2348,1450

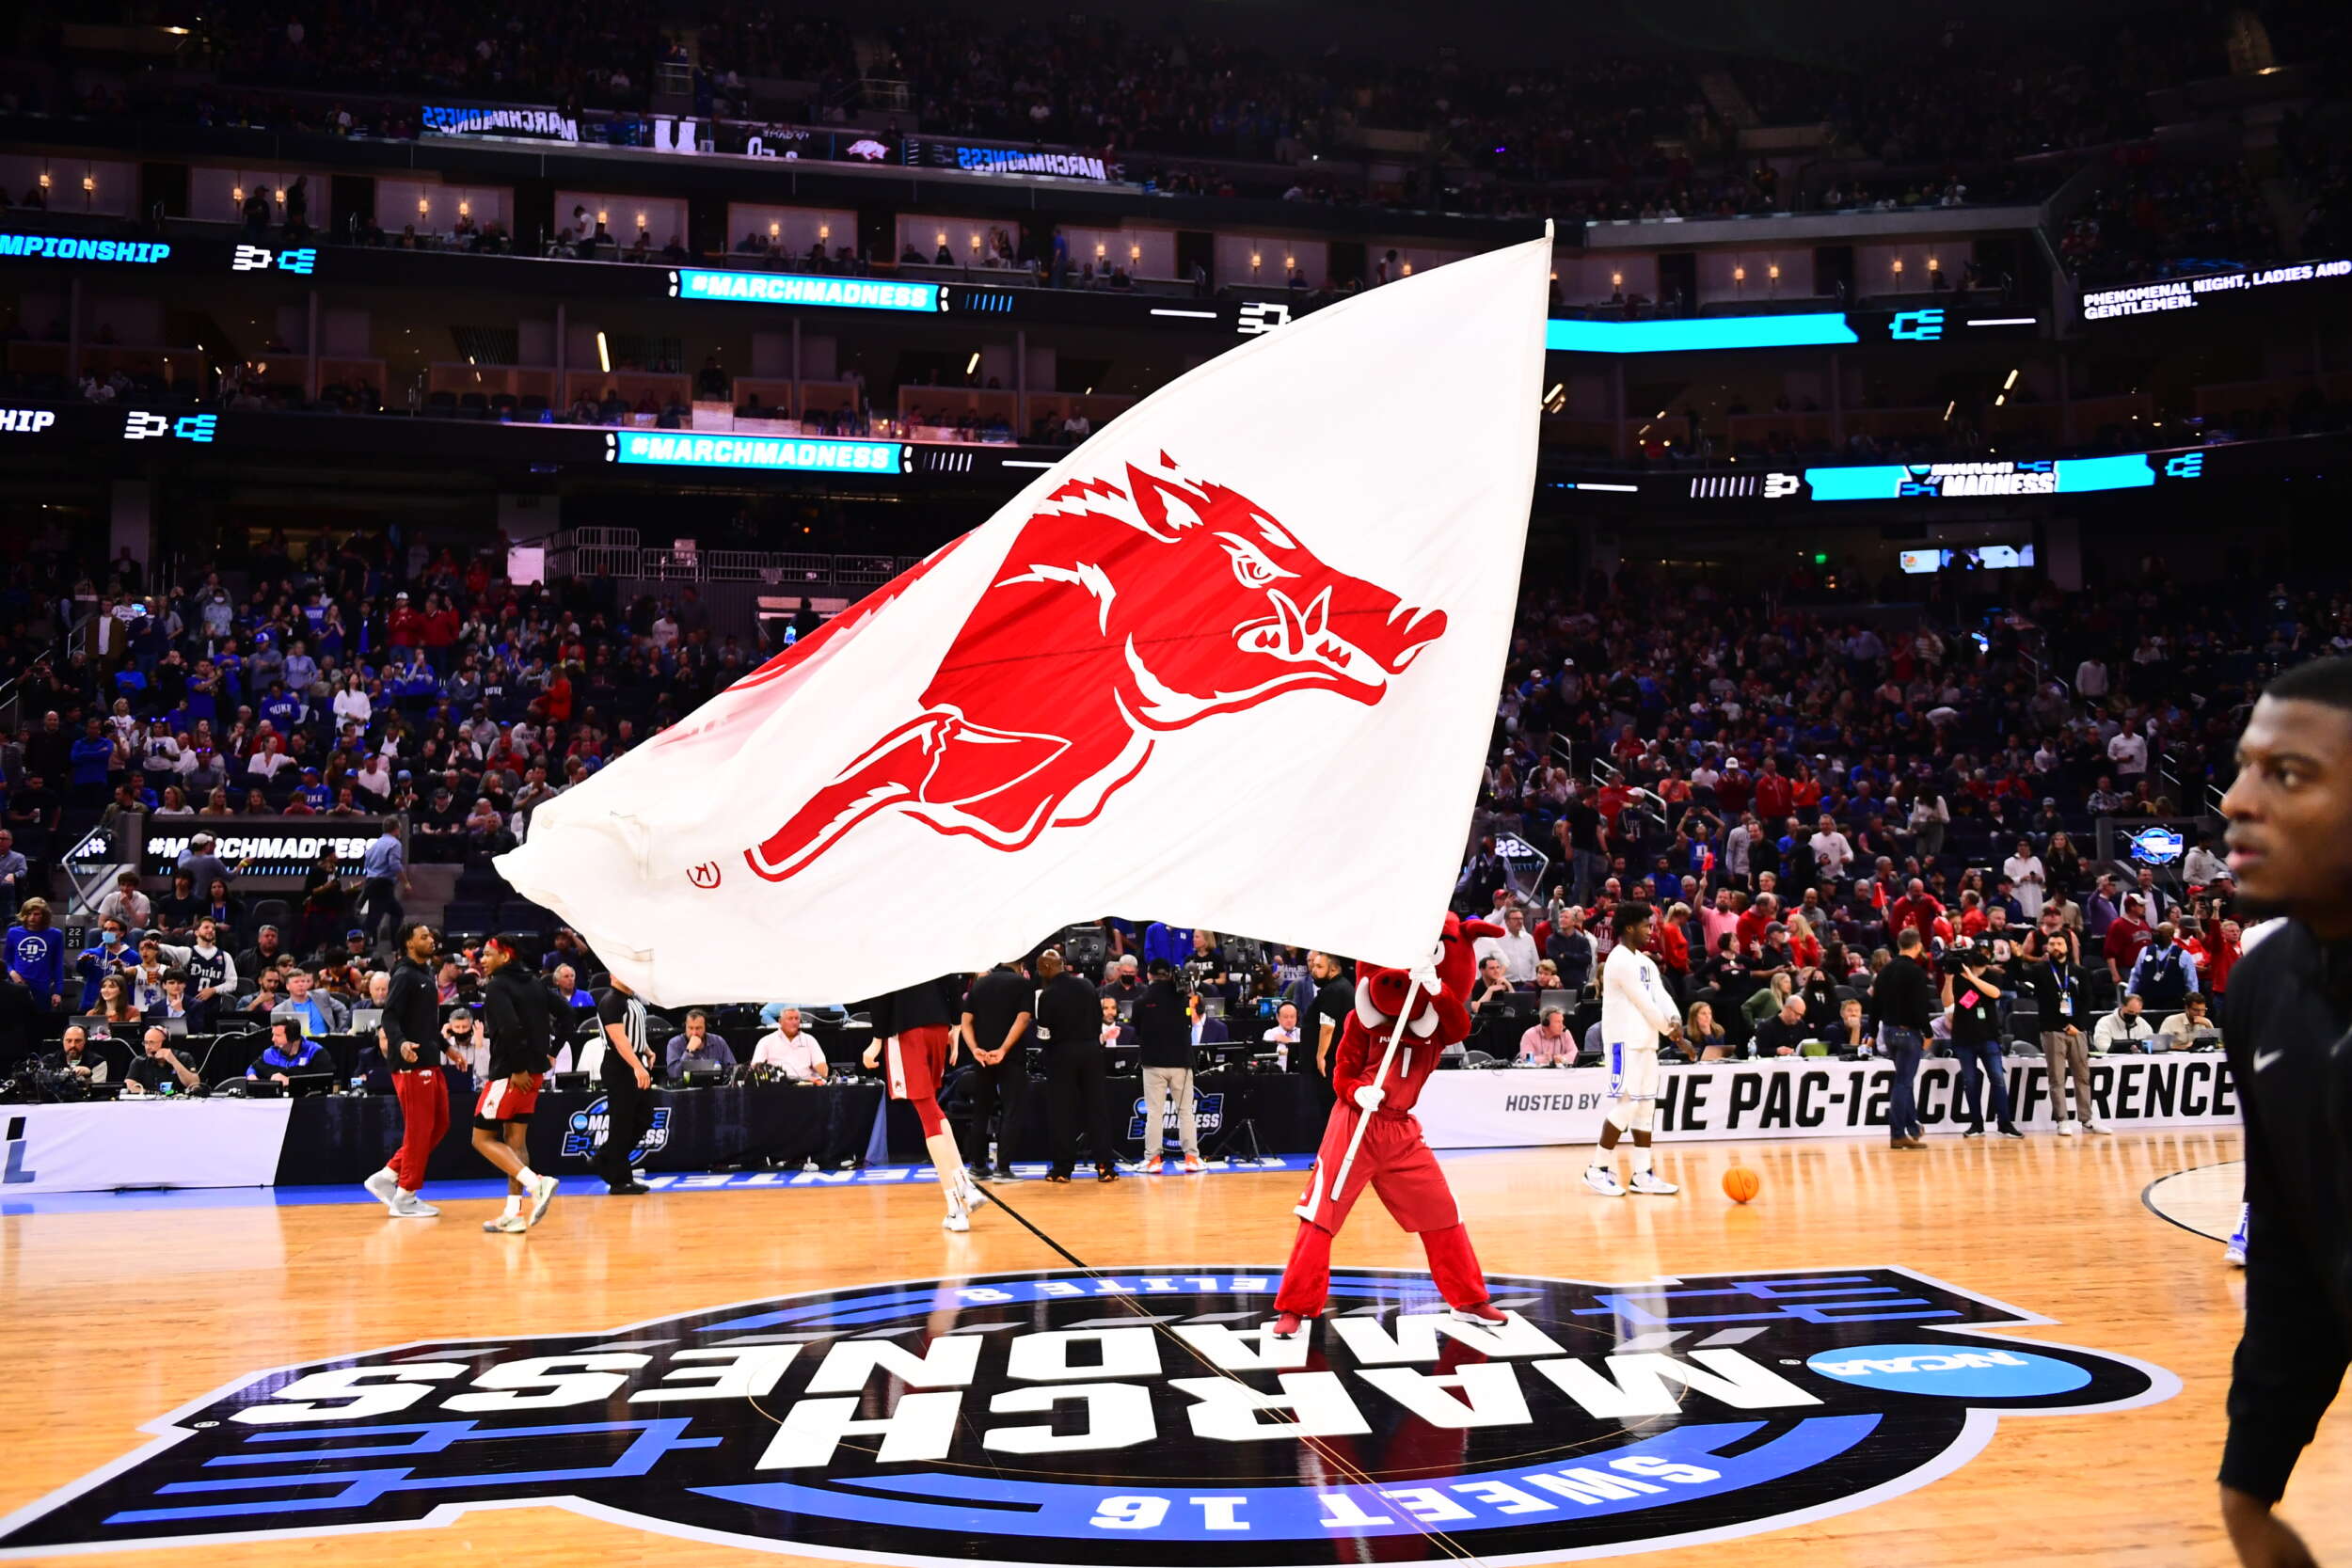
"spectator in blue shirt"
295,768,333,812
258,682,303,734
664,1011,737,1077
74,916,140,1011
1142,922,1193,967
358,822,407,942
282,641,318,693
551,963,594,1007
275,969,349,1037
5,897,65,1011
68,718,117,806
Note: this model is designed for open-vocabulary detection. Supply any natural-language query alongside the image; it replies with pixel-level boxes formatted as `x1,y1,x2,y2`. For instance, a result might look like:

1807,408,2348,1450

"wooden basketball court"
0,1127,2341,1566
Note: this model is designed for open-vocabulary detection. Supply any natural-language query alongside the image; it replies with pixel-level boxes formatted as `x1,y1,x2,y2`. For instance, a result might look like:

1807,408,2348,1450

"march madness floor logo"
0,1267,2173,1564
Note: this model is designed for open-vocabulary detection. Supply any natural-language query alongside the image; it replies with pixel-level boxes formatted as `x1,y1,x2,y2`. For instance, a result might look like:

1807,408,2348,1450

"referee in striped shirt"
2213,657,2352,1567
593,977,657,1195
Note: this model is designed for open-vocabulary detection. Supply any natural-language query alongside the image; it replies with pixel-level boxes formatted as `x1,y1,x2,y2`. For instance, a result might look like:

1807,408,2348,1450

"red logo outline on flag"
741,454,1446,881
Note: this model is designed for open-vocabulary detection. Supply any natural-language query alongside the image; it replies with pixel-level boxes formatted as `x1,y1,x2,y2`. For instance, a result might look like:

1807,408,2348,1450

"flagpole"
1328,974,1422,1196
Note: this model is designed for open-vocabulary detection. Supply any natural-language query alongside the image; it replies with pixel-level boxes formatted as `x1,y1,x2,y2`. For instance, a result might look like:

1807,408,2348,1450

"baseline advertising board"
1414,1054,2237,1148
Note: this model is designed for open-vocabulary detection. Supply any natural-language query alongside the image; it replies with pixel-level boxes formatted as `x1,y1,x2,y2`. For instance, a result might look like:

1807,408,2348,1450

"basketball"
1723,1167,1761,1204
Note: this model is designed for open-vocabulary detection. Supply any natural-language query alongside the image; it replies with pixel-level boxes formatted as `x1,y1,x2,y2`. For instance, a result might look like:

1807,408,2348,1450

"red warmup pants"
1274,1104,1489,1317
389,1069,451,1193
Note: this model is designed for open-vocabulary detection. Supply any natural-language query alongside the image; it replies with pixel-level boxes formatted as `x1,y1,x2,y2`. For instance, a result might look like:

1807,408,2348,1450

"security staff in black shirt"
2211,658,2352,1566
593,978,656,1195
1868,927,1934,1148
960,961,1033,1180
1302,950,1351,1117
1131,962,1190,1068
1035,948,1117,1182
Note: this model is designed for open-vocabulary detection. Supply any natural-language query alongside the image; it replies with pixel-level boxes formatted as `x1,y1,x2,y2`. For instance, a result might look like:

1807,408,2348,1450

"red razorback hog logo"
745,454,1446,880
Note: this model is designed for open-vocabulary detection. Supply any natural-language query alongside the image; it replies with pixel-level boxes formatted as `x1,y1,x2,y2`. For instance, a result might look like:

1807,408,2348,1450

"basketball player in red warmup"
866,973,989,1231
362,922,460,1218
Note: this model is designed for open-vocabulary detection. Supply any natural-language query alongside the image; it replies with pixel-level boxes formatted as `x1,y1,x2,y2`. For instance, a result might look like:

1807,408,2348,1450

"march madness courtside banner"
0,1266,2173,1562
501,236,1553,1006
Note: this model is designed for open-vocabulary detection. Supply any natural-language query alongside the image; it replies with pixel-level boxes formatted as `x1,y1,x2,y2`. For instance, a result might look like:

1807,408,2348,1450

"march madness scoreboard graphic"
0,1266,2171,1563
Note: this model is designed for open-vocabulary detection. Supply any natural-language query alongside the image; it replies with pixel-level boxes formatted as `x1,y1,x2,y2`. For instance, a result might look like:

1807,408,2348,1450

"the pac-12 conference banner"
1412,1053,2239,1148
0,1265,2174,1562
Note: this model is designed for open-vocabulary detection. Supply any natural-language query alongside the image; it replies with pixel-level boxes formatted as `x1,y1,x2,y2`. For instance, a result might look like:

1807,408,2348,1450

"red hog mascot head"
1353,912,1502,1049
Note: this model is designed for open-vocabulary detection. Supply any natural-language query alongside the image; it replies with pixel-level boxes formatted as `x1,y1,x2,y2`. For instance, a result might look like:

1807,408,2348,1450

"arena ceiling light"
596,331,612,373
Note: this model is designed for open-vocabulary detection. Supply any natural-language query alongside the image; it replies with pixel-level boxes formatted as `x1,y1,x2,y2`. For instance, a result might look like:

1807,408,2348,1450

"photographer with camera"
43,1022,107,1086
1943,945,2023,1139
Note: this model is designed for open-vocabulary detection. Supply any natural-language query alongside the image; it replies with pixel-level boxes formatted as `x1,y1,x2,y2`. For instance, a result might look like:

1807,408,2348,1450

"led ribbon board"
0,236,169,264
2081,258,2352,321
609,431,908,474
1804,453,2162,501
1546,313,1860,354
673,270,944,311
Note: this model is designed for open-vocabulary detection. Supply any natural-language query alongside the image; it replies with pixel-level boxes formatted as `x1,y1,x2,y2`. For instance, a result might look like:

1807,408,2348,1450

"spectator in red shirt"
542,670,575,725
1956,890,1988,938
1789,762,1824,815
1715,758,1753,816
1595,778,1632,831
1735,892,1778,954
1655,902,1692,992
2204,918,2245,995
1752,757,1793,824
1886,879,1943,942
421,592,461,660
2102,895,2151,985
387,592,423,648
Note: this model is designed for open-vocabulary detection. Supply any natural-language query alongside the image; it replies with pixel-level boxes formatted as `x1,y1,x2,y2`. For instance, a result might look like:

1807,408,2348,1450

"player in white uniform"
1585,903,1683,1196
2222,916,2283,1266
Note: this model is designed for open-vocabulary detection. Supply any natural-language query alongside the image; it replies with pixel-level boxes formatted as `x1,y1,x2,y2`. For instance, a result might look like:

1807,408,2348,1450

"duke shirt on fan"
2216,919,2352,1503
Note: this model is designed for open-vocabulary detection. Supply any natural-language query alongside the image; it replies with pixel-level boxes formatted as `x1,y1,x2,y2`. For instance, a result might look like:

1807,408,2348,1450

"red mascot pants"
389,1068,450,1193
1274,1104,1489,1317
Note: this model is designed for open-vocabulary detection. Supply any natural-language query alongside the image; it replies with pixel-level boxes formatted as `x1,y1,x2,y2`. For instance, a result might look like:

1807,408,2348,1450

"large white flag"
498,233,1549,1004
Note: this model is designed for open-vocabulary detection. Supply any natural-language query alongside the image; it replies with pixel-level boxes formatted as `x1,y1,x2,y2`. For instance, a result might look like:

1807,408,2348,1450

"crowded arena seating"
1,0,2344,1082
11,0,2347,220
0,515,2282,1073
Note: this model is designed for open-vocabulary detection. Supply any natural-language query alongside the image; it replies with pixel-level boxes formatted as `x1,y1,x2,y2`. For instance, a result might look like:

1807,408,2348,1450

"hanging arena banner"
0,1265,2172,1562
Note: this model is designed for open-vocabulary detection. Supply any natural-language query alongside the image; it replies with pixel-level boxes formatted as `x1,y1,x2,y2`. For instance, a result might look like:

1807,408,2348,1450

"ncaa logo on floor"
0,1265,2172,1562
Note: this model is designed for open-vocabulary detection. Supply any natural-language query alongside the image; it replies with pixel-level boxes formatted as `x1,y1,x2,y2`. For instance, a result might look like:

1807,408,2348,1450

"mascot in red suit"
1273,914,1507,1337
